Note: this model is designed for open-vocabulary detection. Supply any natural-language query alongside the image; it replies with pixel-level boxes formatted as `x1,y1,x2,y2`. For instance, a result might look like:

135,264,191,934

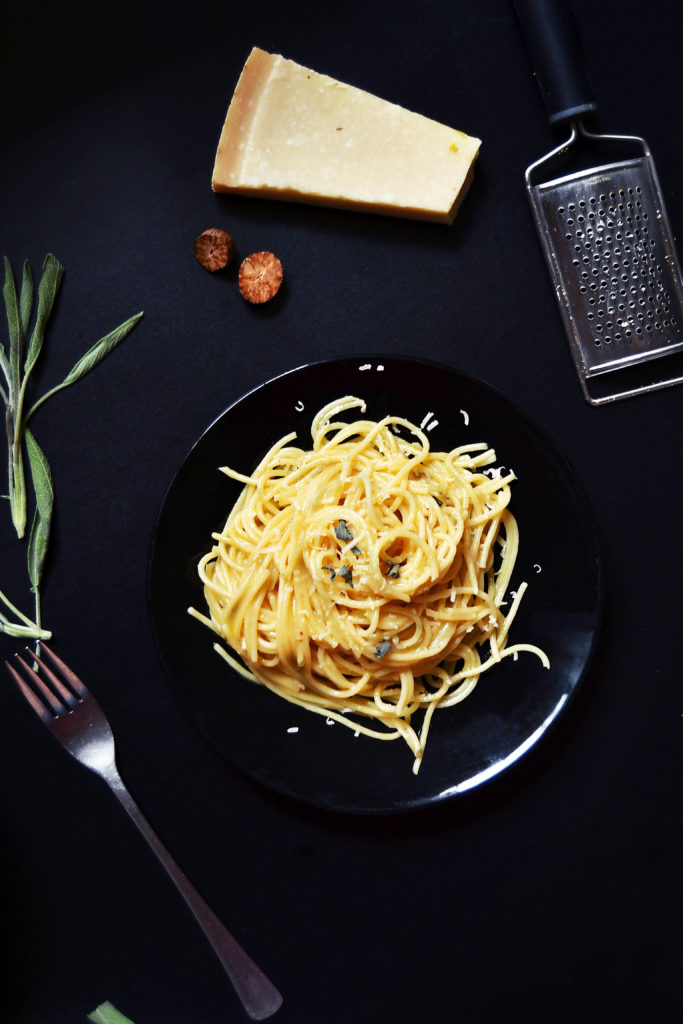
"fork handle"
105,769,283,1020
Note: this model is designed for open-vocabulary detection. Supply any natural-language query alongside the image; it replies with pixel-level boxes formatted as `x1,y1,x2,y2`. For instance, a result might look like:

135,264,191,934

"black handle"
512,0,597,125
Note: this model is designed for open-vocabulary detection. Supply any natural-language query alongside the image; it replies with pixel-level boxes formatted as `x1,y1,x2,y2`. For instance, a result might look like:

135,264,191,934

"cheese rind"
212,47,481,225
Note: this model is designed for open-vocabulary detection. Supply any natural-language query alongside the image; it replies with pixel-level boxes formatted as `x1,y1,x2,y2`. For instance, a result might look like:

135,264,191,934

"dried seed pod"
238,251,283,304
194,228,234,271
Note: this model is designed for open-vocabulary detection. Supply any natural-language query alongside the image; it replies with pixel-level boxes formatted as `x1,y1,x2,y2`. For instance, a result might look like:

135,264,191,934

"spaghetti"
189,396,549,773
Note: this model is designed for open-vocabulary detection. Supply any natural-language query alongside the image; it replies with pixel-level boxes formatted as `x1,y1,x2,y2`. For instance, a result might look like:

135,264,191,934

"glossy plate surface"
148,357,602,814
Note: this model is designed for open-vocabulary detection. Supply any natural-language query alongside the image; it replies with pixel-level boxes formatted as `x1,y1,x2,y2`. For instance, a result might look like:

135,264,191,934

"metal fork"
6,644,283,1021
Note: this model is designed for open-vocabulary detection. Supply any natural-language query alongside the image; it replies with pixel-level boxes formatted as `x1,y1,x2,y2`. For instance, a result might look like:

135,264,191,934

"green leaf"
28,309,143,419
24,427,52,520
0,330,11,395
9,425,27,539
3,256,22,383
19,260,34,338
62,310,144,386
27,503,50,591
23,253,63,379
338,563,354,587
87,1001,136,1024
25,428,53,591
334,519,354,542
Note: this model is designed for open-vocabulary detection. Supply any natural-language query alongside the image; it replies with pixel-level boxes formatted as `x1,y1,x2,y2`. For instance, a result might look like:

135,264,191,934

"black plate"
148,357,603,814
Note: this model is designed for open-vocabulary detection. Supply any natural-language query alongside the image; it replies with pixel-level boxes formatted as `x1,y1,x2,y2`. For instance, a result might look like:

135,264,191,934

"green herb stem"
0,586,51,640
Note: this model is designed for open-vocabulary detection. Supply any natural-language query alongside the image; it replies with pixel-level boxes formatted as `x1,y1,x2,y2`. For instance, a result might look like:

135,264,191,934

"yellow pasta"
189,396,549,773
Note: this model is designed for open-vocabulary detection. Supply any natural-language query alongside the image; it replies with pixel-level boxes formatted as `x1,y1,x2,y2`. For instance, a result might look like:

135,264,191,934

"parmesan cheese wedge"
212,47,481,225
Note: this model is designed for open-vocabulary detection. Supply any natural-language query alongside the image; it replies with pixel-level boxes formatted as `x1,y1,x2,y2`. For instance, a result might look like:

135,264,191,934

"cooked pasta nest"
189,396,548,773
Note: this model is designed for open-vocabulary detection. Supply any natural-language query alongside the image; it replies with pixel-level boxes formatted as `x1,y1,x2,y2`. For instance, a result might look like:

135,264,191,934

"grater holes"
556,185,678,350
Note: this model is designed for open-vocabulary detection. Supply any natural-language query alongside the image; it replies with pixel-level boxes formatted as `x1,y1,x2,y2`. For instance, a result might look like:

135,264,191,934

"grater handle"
512,0,597,125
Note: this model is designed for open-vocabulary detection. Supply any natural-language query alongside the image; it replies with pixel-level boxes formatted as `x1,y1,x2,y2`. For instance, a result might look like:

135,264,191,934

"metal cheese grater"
513,0,683,405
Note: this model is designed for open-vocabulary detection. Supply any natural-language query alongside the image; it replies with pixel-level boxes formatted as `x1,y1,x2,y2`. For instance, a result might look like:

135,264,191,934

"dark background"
1,1,681,1022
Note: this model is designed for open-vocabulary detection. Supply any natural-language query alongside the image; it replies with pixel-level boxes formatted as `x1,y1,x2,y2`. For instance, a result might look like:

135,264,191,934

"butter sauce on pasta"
189,396,549,773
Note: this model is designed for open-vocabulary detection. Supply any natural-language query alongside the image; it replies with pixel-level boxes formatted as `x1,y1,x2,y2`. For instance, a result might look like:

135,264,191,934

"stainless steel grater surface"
514,0,683,405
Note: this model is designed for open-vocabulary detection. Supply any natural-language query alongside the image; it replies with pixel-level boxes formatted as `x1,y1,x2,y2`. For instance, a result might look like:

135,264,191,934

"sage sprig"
1,252,143,641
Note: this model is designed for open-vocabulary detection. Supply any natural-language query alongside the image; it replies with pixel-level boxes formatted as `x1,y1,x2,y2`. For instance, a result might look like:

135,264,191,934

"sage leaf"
61,310,144,385
24,427,53,519
25,428,53,591
0,310,11,395
3,256,22,382
23,253,64,379
334,519,354,542
338,563,354,587
87,1001,136,1024
9,426,27,539
27,506,50,591
19,260,34,338
0,361,8,409
28,309,143,418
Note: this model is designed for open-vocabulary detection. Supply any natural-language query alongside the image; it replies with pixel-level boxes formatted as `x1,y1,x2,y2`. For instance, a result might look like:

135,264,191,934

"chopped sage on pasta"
337,564,354,587
334,519,353,542
335,518,362,554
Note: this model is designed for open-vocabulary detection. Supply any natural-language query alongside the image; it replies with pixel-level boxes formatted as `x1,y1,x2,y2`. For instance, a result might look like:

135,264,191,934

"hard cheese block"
212,47,481,225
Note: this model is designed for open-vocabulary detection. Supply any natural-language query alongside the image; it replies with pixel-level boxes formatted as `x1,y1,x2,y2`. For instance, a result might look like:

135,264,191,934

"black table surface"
1,1,681,1022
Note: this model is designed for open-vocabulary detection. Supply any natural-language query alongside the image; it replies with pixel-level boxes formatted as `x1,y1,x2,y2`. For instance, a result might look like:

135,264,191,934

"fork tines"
5,644,88,722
